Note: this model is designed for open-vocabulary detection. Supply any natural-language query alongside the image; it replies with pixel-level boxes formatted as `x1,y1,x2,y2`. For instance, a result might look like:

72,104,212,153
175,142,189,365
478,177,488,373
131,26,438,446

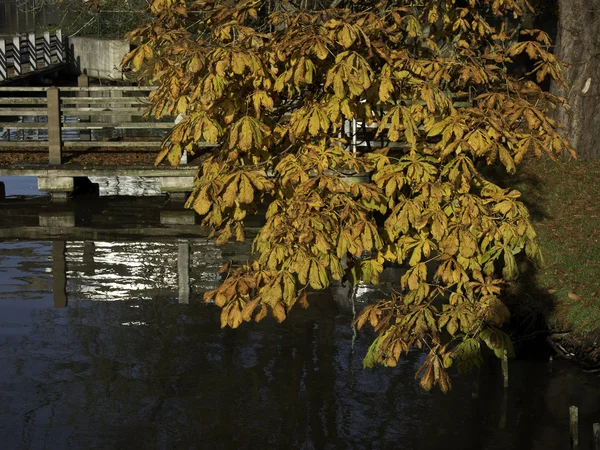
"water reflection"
0,197,599,449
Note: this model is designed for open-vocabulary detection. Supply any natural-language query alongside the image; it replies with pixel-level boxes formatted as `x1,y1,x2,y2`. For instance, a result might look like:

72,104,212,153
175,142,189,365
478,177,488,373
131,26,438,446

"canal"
0,177,599,449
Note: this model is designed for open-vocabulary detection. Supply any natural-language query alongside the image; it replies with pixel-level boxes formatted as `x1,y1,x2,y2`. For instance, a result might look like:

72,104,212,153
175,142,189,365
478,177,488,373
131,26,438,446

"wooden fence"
0,82,475,166
0,84,177,164
0,29,65,81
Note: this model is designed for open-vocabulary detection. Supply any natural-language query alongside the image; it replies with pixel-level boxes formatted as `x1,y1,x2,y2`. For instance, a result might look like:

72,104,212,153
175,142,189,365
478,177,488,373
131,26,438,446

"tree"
123,0,573,392
550,0,600,160
21,0,151,37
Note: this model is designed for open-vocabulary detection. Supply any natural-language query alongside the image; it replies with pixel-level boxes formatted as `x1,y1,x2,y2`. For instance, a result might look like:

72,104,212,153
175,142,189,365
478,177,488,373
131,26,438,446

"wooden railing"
0,29,66,82
0,85,175,164
0,83,475,166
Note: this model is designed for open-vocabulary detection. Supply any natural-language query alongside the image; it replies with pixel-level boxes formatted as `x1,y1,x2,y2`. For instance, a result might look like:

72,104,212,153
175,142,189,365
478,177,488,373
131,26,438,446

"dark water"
0,177,599,450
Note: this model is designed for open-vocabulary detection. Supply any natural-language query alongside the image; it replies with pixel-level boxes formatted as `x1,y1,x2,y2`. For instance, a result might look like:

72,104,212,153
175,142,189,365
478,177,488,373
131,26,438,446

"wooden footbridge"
0,79,214,200
0,29,205,201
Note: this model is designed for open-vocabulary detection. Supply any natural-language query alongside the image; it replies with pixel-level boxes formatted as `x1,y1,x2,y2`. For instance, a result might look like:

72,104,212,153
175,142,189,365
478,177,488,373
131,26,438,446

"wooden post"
82,241,96,276
499,387,508,429
174,113,187,164
47,87,62,165
12,36,21,76
43,31,52,67
570,405,579,450
0,39,6,81
501,349,509,388
28,33,37,71
0,181,5,200
78,74,91,141
52,241,68,308
178,240,190,304
593,423,599,450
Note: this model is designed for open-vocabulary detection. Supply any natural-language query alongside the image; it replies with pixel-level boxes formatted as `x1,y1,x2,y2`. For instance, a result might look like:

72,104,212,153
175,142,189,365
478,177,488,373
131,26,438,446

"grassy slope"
512,158,600,334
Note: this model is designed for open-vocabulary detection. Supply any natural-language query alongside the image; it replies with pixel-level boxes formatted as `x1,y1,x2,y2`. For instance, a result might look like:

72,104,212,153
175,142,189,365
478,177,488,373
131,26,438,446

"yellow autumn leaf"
193,189,211,215
167,144,182,167
238,174,254,204
458,229,478,258
313,41,328,60
262,282,282,306
338,24,356,48
379,77,394,102
239,118,254,151
202,117,219,144
222,175,239,207
272,303,286,323
309,110,321,136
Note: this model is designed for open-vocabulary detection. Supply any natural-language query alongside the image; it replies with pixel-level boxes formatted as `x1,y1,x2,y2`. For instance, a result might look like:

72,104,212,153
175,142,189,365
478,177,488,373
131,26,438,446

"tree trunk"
551,0,600,160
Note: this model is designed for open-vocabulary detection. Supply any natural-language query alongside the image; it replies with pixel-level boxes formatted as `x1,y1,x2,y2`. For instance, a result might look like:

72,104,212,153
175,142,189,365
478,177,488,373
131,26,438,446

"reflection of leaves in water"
62,287,345,447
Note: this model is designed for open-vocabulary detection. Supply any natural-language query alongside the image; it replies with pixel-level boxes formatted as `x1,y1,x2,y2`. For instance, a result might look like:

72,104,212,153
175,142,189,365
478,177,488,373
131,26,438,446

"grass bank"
509,158,600,340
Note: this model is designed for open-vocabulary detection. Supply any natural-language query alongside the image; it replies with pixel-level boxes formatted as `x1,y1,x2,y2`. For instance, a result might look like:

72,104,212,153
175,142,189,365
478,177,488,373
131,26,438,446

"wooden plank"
60,97,150,104
63,141,163,148
0,167,198,177
61,110,144,117
60,109,146,117
0,109,47,116
0,141,214,149
58,86,157,92
0,226,212,240
0,141,48,148
61,107,147,113
0,87,47,92
0,98,48,105
59,122,174,129
0,123,49,129
0,122,170,129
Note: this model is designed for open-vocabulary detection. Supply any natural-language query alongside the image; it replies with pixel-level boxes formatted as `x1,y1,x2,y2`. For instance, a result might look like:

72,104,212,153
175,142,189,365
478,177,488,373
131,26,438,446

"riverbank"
509,158,600,367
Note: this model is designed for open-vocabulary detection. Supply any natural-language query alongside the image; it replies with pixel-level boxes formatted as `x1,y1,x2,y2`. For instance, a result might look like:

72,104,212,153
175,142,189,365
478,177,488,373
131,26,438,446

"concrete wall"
70,37,130,80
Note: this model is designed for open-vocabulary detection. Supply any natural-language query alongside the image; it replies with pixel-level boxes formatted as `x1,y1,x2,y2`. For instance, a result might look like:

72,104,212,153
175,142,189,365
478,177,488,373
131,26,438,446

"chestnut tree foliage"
123,0,573,392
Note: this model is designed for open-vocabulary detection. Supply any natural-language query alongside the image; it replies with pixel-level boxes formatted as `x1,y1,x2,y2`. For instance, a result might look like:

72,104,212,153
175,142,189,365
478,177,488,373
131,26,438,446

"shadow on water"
479,164,557,359
0,178,599,449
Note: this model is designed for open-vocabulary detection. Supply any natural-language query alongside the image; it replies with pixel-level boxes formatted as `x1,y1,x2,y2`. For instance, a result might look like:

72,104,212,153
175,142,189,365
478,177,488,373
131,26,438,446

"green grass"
512,158,600,334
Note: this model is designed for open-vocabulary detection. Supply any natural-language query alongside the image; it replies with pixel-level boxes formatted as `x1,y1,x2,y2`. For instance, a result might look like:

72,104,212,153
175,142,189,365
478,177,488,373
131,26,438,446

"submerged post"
499,388,508,429
501,349,509,388
47,87,62,164
178,240,190,304
593,423,599,450
570,405,579,450
52,241,67,308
